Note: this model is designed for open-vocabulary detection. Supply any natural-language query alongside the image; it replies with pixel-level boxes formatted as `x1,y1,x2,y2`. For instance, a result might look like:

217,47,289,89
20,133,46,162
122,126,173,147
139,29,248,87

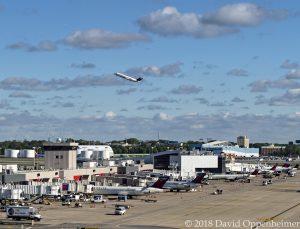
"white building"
153,150,224,178
201,141,259,158
77,145,114,161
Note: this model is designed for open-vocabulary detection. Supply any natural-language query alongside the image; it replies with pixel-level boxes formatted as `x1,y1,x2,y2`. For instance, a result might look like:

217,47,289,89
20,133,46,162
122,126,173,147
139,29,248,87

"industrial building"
201,141,259,158
260,144,286,155
4,149,35,158
0,141,152,185
77,145,114,161
153,150,225,178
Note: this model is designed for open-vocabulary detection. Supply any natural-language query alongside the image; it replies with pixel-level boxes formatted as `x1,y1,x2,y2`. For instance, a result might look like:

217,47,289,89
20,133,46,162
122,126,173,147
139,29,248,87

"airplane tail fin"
271,164,277,171
151,176,168,189
251,169,259,176
137,77,143,81
191,173,206,183
283,163,290,168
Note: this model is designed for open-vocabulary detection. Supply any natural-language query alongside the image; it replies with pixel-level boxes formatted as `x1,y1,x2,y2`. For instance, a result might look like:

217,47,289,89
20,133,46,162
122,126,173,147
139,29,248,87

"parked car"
115,207,126,215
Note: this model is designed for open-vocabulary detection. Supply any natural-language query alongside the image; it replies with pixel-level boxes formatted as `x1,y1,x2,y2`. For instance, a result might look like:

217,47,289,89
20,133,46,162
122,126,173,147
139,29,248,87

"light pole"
151,147,154,164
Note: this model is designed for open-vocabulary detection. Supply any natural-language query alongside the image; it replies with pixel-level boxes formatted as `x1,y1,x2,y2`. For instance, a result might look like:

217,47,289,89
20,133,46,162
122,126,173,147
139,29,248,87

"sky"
0,0,300,143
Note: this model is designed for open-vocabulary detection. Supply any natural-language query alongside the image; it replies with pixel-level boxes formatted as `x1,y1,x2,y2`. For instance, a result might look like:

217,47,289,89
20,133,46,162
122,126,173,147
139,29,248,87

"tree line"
0,139,300,156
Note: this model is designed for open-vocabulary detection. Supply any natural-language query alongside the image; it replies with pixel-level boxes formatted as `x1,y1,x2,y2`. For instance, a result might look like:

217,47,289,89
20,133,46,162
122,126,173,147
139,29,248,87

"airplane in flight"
93,177,168,197
114,72,143,82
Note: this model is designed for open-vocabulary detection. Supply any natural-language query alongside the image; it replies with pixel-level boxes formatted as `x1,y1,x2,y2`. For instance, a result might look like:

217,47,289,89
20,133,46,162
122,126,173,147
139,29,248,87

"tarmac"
0,174,300,229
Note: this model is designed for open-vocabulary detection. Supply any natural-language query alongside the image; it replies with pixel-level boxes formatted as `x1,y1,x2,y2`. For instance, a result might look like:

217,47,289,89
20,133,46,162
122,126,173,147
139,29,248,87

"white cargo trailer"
6,206,42,221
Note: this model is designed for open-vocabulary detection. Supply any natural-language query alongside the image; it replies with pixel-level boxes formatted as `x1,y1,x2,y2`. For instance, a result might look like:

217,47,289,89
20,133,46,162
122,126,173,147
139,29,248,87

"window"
60,155,63,159
56,155,59,159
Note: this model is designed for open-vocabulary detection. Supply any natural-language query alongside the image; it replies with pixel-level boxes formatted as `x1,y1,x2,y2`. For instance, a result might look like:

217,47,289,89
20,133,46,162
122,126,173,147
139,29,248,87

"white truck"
91,195,107,203
6,206,42,221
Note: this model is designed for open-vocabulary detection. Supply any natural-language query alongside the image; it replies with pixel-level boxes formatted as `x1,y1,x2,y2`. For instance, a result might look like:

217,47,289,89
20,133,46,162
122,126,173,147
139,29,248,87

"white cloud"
154,112,173,121
71,62,96,69
227,68,249,77
285,69,300,79
249,79,300,92
203,3,266,26
281,60,298,69
0,74,125,91
138,4,288,38
0,111,299,143
170,84,202,95
64,29,149,49
116,88,137,95
138,6,235,38
7,41,57,52
105,111,117,119
126,62,183,77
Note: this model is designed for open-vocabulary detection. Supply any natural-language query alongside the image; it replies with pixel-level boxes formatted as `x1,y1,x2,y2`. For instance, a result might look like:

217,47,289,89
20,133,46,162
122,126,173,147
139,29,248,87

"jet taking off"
114,72,143,82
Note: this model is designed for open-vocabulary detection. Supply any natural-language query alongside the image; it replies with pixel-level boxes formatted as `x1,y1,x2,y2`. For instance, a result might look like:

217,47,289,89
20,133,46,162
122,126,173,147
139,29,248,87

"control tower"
43,141,78,170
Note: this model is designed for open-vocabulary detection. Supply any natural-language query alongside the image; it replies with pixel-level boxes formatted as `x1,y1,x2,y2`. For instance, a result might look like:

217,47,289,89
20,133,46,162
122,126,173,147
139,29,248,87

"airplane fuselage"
93,186,164,196
114,72,142,82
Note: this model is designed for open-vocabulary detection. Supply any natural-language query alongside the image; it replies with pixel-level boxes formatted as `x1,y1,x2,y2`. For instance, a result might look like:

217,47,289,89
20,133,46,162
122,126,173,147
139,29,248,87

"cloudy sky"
1,0,300,143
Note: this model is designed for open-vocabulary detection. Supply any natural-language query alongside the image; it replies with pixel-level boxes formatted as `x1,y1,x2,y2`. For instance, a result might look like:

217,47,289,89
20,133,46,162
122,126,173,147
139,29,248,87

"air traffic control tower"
43,141,78,170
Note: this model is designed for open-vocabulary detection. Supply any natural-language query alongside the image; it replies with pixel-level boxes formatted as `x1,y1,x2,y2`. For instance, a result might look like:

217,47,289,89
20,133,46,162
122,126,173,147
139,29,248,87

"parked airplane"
275,164,299,173
208,173,249,181
114,72,143,82
162,173,207,192
259,164,277,174
249,169,260,178
93,177,168,197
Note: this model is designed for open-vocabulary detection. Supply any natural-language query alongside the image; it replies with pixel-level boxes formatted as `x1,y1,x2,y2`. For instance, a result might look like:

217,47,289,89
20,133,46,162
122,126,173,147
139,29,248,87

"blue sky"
1,0,300,143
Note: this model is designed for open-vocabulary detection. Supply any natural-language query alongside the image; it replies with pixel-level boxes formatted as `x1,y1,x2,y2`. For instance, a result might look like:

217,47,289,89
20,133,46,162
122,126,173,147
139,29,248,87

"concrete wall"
45,150,77,170
3,174,26,183
59,167,118,181
2,166,118,184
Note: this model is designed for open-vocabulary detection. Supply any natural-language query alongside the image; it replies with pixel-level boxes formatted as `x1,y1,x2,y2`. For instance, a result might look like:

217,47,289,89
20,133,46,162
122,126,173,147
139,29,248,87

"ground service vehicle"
115,206,126,215
6,206,41,221
91,195,107,203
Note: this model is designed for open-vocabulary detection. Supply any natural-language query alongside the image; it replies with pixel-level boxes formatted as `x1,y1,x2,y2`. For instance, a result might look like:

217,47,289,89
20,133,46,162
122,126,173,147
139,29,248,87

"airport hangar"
153,150,226,178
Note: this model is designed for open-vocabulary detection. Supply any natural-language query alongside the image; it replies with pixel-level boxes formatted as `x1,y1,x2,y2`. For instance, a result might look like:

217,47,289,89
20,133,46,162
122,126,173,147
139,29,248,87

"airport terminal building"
153,150,225,178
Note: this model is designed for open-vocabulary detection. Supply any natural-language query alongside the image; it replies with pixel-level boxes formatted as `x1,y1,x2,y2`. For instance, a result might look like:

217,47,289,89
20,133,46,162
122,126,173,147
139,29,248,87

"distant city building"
237,136,249,148
201,140,258,158
260,145,286,155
